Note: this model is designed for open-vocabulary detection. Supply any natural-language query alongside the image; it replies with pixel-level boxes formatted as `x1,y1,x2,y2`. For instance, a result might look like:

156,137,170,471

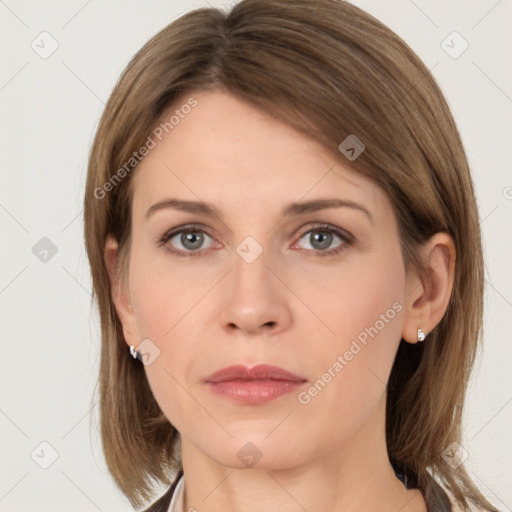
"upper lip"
204,364,307,383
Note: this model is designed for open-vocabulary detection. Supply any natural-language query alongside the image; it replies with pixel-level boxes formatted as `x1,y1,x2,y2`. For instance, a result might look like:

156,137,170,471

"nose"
217,246,292,336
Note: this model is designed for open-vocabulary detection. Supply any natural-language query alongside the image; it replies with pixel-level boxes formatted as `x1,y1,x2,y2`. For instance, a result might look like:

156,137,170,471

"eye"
158,225,216,257
295,224,353,256
158,223,353,258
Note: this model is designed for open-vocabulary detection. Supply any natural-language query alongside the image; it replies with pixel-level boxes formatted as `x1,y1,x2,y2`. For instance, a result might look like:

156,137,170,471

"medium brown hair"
83,0,496,509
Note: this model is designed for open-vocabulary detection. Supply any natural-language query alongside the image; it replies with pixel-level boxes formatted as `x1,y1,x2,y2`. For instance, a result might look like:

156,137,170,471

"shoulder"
142,469,184,512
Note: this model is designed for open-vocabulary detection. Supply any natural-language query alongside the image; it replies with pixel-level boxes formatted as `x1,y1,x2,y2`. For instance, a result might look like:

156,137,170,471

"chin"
200,434,308,471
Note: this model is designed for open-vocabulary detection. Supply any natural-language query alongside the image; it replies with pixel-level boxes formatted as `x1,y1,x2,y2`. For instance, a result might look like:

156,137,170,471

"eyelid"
295,222,354,244
158,223,215,242
292,223,354,257
157,223,218,249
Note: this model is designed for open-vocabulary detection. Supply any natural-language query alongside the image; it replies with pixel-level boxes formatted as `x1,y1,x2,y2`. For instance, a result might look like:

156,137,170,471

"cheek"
128,241,193,336
333,254,404,367
302,252,405,429
127,246,213,430
294,247,405,357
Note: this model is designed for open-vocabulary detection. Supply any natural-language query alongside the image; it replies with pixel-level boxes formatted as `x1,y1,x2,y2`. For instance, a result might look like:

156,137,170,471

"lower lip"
205,380,307,405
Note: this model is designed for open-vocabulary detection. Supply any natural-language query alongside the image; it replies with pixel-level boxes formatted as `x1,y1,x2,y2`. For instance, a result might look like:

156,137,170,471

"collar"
167,471,185,512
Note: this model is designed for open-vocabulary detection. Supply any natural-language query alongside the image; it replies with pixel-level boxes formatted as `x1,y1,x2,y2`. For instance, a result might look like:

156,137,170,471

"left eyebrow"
281,198,374,224
145,197,374,224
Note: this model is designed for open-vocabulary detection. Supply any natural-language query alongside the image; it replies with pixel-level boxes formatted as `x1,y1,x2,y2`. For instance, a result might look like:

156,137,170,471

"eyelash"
157,223,354,258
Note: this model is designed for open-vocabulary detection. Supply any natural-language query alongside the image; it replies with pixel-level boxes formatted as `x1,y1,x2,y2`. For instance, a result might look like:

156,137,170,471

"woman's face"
116,90,411,470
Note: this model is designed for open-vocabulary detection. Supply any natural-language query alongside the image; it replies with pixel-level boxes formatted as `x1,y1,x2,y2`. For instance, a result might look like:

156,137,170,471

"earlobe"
104,235,138,346
401,232,456,344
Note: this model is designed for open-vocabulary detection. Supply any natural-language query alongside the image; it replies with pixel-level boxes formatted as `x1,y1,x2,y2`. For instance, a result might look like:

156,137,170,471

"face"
115,90,410,470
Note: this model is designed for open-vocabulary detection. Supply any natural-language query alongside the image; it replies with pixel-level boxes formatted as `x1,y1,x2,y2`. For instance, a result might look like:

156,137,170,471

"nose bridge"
233,236,271,292
231,235,274,303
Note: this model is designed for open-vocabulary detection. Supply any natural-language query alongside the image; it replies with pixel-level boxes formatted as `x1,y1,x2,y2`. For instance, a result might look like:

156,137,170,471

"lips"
204,364,308,405
204,364,307,384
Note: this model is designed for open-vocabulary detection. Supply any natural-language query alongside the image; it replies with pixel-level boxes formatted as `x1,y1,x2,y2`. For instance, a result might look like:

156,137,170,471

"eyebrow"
145,197,374,223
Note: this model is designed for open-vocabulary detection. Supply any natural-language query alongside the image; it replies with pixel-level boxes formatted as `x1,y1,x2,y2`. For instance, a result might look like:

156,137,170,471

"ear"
104,235,140,348
401,232,456,344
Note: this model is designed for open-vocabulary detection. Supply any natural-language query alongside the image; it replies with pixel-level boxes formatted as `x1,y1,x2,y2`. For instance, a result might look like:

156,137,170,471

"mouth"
204,364,308,405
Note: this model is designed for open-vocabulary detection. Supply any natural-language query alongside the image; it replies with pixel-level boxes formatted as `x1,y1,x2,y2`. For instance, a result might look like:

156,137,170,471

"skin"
105,90,455,512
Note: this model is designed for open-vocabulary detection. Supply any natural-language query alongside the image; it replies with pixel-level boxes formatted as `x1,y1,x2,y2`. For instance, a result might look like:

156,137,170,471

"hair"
83,0,496,510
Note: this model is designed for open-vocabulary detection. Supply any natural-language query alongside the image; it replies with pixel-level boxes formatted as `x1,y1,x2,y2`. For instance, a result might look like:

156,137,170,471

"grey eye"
309,231,334,250
298,229,344,252
169,230,214,252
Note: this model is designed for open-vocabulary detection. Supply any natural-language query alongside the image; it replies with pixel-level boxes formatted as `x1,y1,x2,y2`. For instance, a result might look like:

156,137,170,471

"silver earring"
130,345,141,361
417,328,426,342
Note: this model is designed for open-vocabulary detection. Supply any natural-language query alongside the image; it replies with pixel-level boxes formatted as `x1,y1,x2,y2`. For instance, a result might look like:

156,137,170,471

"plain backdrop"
0,0,511,510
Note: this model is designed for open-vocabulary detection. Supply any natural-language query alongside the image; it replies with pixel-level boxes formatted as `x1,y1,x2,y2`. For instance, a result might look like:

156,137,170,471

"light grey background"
0,0,510,510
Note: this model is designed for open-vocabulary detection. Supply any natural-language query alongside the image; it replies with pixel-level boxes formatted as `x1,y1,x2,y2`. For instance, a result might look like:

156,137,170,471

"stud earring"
417,328,426,342
130,345,141,361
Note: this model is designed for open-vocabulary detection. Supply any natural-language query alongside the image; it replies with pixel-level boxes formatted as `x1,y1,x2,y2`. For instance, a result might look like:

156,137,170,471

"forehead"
131,90,387,219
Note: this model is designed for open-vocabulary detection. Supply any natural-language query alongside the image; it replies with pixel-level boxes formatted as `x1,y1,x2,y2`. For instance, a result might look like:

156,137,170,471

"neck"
179,394,426,512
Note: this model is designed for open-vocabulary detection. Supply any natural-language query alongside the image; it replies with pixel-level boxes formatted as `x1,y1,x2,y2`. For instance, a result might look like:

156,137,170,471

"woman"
83,0,499,510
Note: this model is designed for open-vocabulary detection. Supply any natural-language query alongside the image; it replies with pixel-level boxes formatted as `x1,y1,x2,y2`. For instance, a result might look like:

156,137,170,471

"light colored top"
167,472,185,512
